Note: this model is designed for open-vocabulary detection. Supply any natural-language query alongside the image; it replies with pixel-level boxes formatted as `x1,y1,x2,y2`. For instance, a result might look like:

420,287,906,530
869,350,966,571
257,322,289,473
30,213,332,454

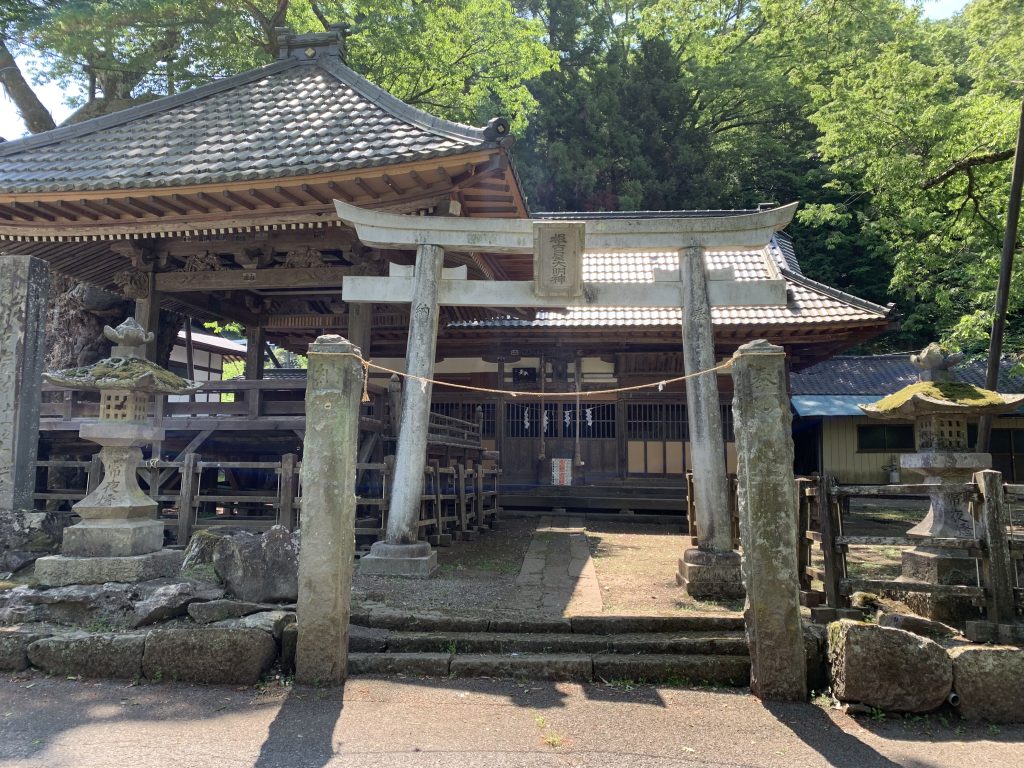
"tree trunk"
0,39,56,134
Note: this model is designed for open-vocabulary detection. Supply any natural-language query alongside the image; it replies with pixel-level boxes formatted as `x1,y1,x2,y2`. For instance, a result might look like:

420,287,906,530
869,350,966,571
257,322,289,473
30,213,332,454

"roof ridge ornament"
275,24,350,63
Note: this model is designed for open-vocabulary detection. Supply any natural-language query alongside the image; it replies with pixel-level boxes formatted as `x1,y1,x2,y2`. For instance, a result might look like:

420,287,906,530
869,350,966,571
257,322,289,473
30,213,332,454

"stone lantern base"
676,549,745,600
34,549,183,587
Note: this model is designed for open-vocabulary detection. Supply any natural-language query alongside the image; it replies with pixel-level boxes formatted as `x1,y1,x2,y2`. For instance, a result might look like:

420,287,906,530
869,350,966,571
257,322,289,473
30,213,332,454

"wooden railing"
802,472,1022,638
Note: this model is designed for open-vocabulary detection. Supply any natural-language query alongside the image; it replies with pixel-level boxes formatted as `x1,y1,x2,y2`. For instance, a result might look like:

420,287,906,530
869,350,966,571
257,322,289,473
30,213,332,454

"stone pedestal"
676,549,744,599
34,549,183,587
898,451,987,624
359,542,438,578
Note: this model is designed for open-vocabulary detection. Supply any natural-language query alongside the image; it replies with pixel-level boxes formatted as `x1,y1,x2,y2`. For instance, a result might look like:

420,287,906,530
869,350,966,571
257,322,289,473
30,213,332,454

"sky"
0,0,972,142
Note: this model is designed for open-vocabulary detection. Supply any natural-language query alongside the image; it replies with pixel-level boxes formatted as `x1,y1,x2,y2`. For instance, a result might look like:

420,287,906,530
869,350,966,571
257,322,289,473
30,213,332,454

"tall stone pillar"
0,255,49,553
296,334,361,685
359,244,444,577
677,245,742,598
731,339,806,701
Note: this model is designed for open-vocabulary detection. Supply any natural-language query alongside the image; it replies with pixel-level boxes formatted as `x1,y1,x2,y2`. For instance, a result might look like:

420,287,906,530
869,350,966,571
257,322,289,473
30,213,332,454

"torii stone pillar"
677,245,744,599
0,255,49,555
359,244,444,577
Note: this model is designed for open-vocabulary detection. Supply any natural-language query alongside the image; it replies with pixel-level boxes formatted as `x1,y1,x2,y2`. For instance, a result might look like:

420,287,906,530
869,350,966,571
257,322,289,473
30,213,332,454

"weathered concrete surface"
382,243,444,547
677,548,743,600
347,651,452,677
949,645,1024,722
730,340,806,701
27,632,145,679
828,619,952,713
34,548,183,587
296,334,361,685
508,518,602,615
212,526,298,602
61,517,164,558
142,627,276,684
0,255,49,555
680,246,732,556
0,583,135,626
130,578,225,627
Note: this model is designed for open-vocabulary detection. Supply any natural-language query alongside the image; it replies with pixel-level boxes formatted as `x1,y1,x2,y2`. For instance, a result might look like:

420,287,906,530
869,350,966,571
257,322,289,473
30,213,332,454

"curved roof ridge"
0,58,301,158
780,267,893,318
315,57,487,144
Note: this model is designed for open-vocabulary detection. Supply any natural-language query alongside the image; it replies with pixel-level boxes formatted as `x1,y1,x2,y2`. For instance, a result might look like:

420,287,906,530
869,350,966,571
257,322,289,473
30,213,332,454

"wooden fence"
801,470,1023,639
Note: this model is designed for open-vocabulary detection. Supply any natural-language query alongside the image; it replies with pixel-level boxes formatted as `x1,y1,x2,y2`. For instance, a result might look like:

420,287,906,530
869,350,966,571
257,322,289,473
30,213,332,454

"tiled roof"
452,235,892,329
791,354,1024,395
0,55,493,194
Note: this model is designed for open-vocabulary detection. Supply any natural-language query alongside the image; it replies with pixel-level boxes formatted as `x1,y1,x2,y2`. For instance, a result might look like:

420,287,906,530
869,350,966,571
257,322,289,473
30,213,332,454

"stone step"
346,651,750,686
353,609,744,635
384,630,749,657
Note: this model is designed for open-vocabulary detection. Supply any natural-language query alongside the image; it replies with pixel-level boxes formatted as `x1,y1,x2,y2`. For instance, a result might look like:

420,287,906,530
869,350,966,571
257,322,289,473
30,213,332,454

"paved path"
511,516,603,615
1,674,1021,768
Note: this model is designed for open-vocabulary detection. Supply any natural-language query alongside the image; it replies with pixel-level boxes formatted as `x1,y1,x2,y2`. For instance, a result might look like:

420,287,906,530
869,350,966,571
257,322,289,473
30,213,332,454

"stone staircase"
343,612,750,686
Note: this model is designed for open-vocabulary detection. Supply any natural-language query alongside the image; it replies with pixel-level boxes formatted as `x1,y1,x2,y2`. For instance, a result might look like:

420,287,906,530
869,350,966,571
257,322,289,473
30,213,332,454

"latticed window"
505,402,542,437
626,403,687,441
430,401,497,438
562,403,616,438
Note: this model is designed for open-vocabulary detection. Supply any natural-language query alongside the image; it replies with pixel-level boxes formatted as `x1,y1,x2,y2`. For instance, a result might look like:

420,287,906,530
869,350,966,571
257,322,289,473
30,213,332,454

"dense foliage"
2,0,1022,352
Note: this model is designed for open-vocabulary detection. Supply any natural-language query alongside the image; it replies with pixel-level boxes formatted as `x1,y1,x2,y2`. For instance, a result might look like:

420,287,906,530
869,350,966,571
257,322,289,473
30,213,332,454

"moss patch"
872,381,1007,413
46,357,195,394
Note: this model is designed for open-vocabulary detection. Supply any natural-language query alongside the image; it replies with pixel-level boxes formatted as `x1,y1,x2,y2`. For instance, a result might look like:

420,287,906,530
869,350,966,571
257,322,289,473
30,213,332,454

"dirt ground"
842,498,929,581
586,523,742,615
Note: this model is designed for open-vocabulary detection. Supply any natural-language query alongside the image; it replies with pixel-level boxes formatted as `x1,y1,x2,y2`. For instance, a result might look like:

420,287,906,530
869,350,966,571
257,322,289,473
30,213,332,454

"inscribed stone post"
678,245,742,599
296,334,362,685
359,243,443,577
731,339,806,701
0,255,49,552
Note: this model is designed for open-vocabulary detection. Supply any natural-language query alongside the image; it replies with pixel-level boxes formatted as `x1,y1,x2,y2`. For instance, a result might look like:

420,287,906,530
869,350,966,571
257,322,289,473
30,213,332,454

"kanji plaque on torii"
533,222,584,299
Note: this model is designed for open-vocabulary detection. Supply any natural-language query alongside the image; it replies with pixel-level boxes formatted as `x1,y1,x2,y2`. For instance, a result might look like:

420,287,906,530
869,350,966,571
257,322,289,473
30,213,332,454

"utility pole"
978,95,1024,453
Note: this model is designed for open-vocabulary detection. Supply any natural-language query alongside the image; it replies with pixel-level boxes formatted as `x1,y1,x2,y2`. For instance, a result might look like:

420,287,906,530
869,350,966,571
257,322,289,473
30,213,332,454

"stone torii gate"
336,200,796,589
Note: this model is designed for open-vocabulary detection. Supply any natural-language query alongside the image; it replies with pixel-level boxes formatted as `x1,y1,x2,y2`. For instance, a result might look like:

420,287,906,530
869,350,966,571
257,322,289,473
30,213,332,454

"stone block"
878,612,959,639
949,646,1024,723
280,623,298,674
0,583,135,626
358,541,437,578
349,624,390,652
347,652,451,677
213,526,298,603
828,620,952,713
593,653,750,687
366,607,489,632
187,599,274,624
676,548,744,599
450,653,593,682
142,627,276,684
61,519,164,557
34,549,184,587
214,610,295,641
803,623,828,693
27,632,146,679
130,578,225,627
0,627,54,671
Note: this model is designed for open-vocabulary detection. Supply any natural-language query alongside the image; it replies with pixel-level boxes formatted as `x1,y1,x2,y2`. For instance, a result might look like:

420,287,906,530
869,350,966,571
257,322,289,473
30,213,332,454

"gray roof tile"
791,354,1024,395
0,57,492,194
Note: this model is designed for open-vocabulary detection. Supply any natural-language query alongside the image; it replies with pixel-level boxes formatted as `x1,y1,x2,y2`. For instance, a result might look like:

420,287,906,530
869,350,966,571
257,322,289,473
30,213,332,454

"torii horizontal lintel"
342,275,788,308
334,200,799,254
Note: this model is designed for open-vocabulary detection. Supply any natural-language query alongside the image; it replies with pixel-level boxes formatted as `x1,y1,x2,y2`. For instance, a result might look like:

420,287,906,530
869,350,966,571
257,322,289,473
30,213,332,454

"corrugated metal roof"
0,54,492,195
791,354,1024,395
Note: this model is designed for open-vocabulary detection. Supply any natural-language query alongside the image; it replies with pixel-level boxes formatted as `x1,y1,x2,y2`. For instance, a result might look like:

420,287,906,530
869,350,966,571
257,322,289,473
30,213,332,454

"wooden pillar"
359,244,443,578
348,302,372,359
244,325,266,380
134,270,161,362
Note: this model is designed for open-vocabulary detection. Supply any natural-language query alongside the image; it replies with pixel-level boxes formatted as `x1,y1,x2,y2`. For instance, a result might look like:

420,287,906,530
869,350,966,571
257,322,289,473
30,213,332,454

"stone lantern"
859,343,1024,621
34,319,201,587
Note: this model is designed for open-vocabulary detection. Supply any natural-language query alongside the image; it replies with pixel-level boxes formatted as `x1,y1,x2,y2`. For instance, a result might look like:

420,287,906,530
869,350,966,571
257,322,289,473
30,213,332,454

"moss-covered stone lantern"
859,343,1024,621
34,318,201,586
